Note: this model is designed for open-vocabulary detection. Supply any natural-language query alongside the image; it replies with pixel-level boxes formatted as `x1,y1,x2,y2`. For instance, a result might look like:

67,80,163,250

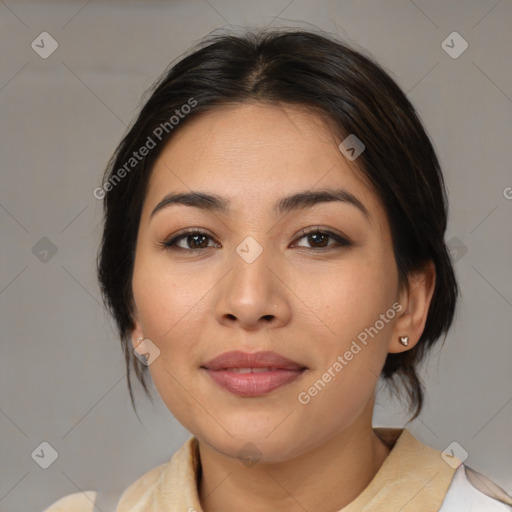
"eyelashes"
160,228,221,251
158,226,352,253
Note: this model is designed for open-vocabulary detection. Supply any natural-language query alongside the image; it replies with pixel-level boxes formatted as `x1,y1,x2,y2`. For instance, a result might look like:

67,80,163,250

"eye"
291,227,351,250
160,229,220,251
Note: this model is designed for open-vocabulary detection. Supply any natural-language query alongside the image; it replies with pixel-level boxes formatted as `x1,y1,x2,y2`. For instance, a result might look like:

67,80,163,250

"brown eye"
305,232,329,248
293,229,351,250
161,230,220,251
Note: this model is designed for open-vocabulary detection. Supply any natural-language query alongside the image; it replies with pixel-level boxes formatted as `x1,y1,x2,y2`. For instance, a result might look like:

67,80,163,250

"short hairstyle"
97,28,459,420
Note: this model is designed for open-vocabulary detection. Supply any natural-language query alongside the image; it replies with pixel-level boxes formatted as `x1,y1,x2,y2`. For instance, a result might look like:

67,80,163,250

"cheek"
298,250,397,340
131,249,216,405
132,247,211,338
292,250,398,410
292,264,394,432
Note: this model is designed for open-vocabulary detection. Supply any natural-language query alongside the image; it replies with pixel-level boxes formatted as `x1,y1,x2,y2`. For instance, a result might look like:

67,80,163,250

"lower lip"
203,368,306,397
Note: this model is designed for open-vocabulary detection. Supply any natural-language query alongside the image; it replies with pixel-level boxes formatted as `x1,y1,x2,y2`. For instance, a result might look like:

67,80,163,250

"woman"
44,28,512,512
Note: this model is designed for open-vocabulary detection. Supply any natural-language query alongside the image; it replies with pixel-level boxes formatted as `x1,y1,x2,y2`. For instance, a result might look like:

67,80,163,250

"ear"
130,305,145,350
388,261,436,354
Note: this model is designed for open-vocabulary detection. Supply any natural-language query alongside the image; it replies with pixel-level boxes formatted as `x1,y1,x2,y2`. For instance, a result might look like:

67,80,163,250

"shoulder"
440,464,512,511
115,462,168,511
43,437,196,512
42,491,97,512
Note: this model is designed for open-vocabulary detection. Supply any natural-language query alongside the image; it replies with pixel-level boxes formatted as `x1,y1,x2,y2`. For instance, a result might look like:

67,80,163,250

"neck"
198,413,391,512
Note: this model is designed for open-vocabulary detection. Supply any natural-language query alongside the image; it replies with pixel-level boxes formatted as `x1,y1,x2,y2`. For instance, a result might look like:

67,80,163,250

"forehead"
142,102,385,227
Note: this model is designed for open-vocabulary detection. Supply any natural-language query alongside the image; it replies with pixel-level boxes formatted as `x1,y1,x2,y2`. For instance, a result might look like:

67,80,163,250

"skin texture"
130,102,436,512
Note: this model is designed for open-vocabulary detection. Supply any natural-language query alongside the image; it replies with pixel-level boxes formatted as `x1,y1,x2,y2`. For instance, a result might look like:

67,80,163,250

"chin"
195,422,309,465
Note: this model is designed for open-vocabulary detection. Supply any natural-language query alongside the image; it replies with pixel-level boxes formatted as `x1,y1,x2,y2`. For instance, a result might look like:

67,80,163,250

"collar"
341,427,457,511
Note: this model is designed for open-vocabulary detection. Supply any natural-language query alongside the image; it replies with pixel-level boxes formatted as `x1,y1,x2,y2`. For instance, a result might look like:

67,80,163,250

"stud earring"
399,336,409,346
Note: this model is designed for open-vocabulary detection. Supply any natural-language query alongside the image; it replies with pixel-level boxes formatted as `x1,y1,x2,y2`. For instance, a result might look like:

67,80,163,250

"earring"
399,336,409,346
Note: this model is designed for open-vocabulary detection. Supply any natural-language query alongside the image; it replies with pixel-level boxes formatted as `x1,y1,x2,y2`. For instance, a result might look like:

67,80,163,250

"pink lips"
201,350,307,397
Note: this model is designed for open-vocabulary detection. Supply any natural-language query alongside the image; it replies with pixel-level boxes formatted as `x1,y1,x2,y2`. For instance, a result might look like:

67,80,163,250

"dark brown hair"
97,28,459,420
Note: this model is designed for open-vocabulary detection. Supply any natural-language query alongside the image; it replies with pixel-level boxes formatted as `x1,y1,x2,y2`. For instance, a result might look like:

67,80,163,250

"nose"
214,243,291,330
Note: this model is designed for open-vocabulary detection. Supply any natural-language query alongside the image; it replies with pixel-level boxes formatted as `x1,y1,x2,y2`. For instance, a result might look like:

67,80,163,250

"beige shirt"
43,427,512,511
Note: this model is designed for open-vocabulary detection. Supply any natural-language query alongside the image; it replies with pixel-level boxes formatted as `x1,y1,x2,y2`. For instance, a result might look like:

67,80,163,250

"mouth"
201,367,307,397
201,350,307,397
215,367,291,373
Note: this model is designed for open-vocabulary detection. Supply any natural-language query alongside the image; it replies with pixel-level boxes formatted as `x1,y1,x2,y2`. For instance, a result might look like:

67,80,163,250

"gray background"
1,1,511,511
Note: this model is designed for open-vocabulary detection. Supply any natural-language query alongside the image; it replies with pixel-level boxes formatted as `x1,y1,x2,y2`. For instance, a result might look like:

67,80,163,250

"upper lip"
202,350,306,371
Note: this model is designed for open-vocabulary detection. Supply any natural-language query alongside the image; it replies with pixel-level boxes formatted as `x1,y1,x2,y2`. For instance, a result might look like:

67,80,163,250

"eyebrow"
150,188,370,221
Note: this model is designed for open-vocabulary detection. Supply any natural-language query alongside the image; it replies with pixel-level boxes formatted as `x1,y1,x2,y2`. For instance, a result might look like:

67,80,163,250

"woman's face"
131,102,405,461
